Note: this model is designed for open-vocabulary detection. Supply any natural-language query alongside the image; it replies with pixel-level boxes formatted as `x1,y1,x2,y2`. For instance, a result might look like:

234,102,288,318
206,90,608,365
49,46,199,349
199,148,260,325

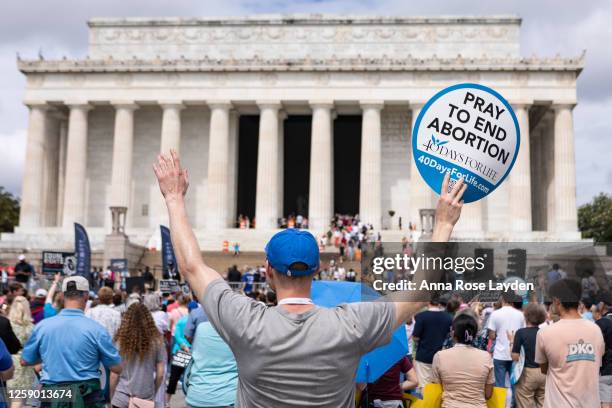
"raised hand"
437,173,466,227
153,149,189,202
432,172,467,241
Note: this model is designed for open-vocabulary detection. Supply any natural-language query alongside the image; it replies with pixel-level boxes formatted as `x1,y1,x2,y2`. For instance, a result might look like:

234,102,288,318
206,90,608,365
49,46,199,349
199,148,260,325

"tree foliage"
0,187,20,233
578,193,612,243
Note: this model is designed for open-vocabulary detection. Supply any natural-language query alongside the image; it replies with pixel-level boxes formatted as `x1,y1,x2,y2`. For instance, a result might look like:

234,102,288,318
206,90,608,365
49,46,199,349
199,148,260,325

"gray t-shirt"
111,343,165,408
202,279,395,408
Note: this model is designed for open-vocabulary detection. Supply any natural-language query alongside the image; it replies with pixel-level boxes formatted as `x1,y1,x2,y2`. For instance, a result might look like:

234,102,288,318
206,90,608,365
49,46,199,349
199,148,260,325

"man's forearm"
109,371,119,398
166,197,222,297
390,175,465,326
390,239,450,328
166,197,201,275
431,222,454,242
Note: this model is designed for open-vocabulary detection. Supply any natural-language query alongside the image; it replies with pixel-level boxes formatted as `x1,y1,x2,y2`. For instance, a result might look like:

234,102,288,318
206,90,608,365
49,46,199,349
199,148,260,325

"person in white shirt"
86,286,121,338
337,266,346,281
487,291,525,398
1,268,8,290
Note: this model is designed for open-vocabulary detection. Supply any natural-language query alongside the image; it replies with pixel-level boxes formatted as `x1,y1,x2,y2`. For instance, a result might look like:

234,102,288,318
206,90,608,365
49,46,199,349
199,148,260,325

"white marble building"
3,14,584,251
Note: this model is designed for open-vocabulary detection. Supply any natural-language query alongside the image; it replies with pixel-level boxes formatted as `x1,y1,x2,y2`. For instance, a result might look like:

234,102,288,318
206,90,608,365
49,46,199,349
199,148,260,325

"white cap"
62,276,90,292
35,288,48,297
18,254,25,261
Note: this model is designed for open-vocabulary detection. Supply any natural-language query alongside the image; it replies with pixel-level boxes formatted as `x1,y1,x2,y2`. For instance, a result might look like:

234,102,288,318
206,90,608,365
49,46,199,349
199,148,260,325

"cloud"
574,96,612,205
0,0,610,207
0,128,26,195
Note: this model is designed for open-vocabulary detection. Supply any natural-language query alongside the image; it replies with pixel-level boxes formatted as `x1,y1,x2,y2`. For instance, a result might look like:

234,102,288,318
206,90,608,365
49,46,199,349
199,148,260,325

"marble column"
308,101,334,231
553,104,578,232
359,101,383,229
458,197,484,233
227,111,240,228
159,102,184,154
255,102,282,229
150,102,184,228
510,104,532,232
41,114,61,227
408,103,434,227
277,111,287,218
56,119,68,226
62,102,92,228
19,102,49,228
110,102,138,208
543,113,556,231
205,101,232,230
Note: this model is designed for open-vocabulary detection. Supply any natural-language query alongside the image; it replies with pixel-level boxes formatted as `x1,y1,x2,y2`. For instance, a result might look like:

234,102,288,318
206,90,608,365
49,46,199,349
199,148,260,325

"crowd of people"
391,279,612,408
319,214,381,260
225,259,358,295
0,271,248,408
3,255,609,408
0,151,609,408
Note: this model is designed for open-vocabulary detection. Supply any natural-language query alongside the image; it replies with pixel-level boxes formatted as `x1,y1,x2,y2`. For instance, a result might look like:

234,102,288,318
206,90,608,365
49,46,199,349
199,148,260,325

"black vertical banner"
74,223,91,279
160,225,178,279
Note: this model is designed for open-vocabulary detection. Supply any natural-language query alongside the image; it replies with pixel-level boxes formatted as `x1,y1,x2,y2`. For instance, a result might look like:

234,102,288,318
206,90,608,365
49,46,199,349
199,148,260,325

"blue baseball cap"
265,229,320,277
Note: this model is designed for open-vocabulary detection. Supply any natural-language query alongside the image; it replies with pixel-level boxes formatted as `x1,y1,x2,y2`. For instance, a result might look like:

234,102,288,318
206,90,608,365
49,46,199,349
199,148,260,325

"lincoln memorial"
2,15,584,251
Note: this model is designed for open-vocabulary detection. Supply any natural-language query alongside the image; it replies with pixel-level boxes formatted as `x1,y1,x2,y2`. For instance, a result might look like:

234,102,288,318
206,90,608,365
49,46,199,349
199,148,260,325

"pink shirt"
535,318,605,408
432,344,494,408
169,306,188,335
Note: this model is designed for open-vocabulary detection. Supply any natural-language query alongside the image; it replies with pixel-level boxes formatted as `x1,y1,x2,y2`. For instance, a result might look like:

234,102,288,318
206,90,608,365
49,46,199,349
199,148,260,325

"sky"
0,0,610,205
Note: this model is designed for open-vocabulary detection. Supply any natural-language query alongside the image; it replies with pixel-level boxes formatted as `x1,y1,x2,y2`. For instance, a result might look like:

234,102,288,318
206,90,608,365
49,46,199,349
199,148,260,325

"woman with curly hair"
110,303,165,408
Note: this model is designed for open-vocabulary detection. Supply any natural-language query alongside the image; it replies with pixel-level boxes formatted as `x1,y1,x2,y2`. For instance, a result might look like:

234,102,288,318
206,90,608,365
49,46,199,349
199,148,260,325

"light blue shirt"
22,308,121,384
172,316,191,355
185,321,237,407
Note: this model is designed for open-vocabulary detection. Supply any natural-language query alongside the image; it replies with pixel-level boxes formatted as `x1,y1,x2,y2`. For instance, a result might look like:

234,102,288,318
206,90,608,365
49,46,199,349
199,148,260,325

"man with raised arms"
153,150,466,408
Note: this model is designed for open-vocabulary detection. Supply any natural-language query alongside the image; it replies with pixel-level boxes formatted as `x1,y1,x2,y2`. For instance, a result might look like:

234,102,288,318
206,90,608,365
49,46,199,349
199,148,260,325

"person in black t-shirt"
226,265,242,285
596,300,612,407
511,303,547,408
13,255,34,285
142,266,155,290
412,295,453,391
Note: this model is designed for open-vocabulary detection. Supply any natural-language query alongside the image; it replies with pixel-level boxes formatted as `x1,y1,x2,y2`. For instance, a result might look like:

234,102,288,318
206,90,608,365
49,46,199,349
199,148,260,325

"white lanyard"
277,297,314,305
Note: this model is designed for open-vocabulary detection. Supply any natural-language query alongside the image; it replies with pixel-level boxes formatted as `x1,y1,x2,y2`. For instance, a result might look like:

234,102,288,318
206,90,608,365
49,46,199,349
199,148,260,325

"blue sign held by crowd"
412,83,520,203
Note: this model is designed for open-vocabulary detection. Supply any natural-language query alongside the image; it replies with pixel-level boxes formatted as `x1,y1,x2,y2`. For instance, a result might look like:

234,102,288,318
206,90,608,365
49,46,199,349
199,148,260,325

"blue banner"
160,225,179,279
74,223,91,279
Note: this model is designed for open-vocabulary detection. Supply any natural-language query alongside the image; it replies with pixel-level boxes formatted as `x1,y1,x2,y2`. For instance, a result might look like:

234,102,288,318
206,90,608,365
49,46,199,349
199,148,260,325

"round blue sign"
412,83,520,203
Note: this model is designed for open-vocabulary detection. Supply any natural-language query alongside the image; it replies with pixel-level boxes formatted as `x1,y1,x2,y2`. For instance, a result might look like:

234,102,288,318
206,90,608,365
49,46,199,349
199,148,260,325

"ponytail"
452,313,478,345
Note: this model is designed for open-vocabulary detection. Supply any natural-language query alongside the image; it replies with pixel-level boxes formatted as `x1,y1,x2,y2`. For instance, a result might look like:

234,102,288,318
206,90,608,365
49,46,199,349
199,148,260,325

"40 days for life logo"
412,83,520,203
